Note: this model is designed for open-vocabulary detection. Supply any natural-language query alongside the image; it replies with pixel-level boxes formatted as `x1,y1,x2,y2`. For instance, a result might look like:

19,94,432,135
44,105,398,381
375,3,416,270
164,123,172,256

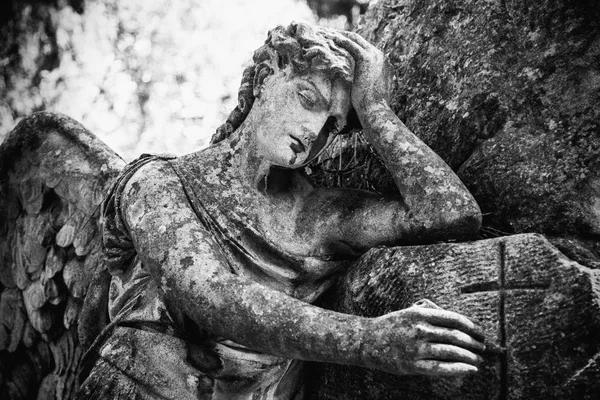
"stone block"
310,234,600,399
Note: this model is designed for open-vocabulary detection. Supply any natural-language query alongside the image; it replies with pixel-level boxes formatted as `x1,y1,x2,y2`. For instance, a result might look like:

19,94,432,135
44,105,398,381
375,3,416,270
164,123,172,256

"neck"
218,120,274,192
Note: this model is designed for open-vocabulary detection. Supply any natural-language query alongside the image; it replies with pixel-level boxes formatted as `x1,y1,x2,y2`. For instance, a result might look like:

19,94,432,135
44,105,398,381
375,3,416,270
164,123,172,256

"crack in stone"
499,241,508,400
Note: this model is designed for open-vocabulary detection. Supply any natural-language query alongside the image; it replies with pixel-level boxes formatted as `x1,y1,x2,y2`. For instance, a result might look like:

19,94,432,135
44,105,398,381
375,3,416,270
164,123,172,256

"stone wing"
0,112,125,400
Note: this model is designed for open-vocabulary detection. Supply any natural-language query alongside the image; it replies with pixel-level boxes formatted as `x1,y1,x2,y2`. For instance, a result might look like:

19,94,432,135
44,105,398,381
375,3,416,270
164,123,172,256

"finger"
322,31,366,60
414,360,479,376
421,343,483,365
339,30,374,50
425,326,486,352
420,308,486,342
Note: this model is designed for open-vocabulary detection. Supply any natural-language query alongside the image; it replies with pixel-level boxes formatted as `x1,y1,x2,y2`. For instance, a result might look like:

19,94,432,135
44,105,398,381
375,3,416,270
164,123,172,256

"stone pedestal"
310,234,600,399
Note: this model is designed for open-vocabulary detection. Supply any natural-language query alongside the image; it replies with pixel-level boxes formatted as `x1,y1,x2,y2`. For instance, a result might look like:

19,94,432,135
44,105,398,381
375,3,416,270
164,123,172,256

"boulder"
355,0,600,237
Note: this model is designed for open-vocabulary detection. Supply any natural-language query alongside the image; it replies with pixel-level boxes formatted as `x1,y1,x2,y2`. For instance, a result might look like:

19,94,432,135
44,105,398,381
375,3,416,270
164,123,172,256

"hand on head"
321,30,393,114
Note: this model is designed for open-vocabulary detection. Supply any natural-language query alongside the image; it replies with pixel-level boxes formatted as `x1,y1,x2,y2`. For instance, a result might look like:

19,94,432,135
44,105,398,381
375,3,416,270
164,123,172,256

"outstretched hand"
323,30,392,116
363,300,486,376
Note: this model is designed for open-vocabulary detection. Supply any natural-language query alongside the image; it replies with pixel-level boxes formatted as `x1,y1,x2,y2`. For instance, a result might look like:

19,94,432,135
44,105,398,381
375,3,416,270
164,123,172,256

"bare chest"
208,193,349,301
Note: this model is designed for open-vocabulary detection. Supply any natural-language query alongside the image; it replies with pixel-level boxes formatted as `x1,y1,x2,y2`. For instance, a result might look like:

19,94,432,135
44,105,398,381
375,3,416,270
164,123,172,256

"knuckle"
407,344,425,360
413,361,434,374
414,324,429,338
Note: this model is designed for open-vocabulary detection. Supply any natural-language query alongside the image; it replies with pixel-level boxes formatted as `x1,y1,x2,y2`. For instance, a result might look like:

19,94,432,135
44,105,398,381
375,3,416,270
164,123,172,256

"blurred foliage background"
0,0,370,160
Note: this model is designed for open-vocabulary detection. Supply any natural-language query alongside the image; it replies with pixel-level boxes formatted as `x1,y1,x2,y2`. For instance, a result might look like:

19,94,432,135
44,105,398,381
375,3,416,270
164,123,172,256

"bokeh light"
1,0,319,160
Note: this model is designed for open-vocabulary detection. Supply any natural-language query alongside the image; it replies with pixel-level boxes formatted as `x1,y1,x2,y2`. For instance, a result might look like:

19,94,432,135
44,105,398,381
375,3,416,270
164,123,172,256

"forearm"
146,250,370,365
358,101,481,238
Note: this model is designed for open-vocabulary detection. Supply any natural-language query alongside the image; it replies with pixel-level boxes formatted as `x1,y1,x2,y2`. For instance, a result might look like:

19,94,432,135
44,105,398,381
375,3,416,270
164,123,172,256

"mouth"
289,135,306,154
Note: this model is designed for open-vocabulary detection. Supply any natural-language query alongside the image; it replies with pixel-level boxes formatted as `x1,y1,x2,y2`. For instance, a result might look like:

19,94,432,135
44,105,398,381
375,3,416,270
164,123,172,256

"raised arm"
120,161,485,376
313,30,481,246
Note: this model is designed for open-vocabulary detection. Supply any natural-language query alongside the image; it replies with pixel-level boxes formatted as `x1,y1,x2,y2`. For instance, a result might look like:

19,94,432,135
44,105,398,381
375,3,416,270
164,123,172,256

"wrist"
355,317,386,369
355,99,395,131
326,315,379,368
355,97,390,115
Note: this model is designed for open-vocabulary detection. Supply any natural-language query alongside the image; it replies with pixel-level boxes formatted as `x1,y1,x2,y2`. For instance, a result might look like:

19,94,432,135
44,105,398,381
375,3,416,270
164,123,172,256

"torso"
100,149,359,399
174,149,354,303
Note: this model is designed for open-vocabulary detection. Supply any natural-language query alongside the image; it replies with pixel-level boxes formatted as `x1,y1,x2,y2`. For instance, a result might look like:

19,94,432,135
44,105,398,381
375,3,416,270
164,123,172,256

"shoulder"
103,157,182,230
102,158,182,273
116,158,232,277
118,159,190,226
121,158,181,202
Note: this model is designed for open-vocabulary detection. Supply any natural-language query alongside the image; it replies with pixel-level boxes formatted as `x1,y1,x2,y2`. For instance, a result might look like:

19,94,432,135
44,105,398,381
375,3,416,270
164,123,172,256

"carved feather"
37,374,60,400
53,179,71,204
63,297,81,330
16,219,47,276
22,320,38,348
34,213,58,247
43,246,66,283
44,172,64,189
63,258,87,299
0,245,16,289
45,277,65,306
73,221,97,257
0,288,26,352
24,304,54,335
48,199,68,230
56,224,76,249
56,206,85,248
76,183,96,216
91,181,107,207
50,332,70,375
19,177,45,215
23,280,46,310
22,237,47,275
12,258,32,290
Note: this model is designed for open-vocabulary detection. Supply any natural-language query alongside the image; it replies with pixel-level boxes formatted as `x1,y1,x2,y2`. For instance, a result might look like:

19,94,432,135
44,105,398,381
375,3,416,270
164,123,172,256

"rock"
310,234,600,399
356,0,600,237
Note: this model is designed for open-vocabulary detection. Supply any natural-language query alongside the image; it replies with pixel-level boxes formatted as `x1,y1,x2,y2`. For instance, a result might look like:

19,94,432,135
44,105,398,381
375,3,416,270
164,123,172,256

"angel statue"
0,23,486,400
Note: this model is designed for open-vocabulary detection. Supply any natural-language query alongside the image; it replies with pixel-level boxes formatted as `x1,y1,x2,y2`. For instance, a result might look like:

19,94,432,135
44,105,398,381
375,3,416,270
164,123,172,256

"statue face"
252,68,351,168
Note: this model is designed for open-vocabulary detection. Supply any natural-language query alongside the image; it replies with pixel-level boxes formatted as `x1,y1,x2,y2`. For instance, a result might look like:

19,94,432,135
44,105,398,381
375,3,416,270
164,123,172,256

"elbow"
456,207,482,236
443,200,482,238
405,197,482,243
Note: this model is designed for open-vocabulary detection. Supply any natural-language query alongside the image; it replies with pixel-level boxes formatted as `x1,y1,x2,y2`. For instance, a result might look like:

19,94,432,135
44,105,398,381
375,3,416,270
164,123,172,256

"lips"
289,136,306,154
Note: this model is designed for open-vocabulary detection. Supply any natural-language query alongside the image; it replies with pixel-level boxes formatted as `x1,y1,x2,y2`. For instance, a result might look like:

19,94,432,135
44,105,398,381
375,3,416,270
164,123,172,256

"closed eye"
298,90,317,109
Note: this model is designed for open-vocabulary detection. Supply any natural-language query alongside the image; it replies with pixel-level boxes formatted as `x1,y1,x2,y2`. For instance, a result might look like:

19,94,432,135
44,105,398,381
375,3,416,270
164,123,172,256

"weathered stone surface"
356,0,600,236
311,233,600,399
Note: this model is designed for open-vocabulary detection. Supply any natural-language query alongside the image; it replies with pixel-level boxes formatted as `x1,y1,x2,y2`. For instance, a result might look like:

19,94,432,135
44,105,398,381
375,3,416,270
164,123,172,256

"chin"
291,154,313,168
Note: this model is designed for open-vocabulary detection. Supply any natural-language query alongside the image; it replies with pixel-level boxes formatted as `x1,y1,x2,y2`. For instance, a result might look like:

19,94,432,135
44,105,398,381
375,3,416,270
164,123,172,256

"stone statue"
0,23,487,399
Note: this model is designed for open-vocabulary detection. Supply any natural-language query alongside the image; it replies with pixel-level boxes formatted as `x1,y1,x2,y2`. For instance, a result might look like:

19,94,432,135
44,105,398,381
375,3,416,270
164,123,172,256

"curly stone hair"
211,23,359,145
